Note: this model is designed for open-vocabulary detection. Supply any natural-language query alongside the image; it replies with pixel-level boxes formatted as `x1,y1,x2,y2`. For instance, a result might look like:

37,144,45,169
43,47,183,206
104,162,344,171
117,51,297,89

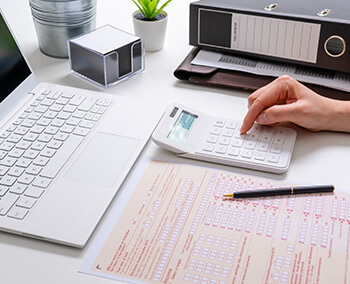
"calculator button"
246,132,259,141
241,150,253,159
228,148,240,156
232,139,243,148
210,127,222,135
203,144,215,152
262,127,274,135
218,137,231,146
207,135,218,143
270,145,282,154
275,127,287,136
267,154,280,163
251,124,262,132
226,121,237,129
254,151,266,161
244,141,256,150
234,131,245,139
215,145,227,154
222,129,234,137
214,120,225,127
260,134,272,143
257,143,269,152
273,136,285,145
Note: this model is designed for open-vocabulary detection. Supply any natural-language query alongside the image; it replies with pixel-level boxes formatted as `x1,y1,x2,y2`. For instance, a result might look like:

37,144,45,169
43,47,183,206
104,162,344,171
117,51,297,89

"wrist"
327,99,350,133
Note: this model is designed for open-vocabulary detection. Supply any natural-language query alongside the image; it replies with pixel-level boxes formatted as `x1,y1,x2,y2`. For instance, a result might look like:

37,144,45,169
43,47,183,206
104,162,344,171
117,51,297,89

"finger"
241,80,290,133
256,103,301,125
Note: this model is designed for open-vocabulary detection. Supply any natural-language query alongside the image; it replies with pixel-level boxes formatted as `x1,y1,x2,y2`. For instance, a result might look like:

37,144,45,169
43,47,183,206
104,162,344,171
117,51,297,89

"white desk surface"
1,0,349,283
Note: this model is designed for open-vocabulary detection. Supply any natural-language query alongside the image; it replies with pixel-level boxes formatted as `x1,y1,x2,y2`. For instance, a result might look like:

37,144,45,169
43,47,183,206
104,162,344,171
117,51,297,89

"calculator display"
168,111,197,143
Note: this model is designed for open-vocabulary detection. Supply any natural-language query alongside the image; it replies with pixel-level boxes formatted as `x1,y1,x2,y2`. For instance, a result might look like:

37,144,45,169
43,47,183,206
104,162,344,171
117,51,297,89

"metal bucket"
29,0,97,58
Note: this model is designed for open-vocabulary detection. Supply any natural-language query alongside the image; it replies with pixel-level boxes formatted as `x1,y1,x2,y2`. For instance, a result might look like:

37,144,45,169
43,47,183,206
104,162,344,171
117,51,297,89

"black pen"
223,184,335,199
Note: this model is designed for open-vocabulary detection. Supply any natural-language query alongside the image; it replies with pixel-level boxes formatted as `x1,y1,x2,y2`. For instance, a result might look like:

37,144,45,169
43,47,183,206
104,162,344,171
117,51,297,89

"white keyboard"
0,88,112,220
195,118,297,173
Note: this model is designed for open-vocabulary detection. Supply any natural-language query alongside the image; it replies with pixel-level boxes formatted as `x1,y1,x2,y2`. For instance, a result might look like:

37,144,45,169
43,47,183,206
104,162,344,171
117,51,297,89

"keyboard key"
23,149,40,159
0,185,9,197
41,148,56,158
8,166,25,177
31,141,46,151
26,165,43,176
47,140,63,150
9,183,27,195
32,177,52,189
17,174,35,185
0,193,19,215
0,141,15,151
70,94,86,106
33,156,50,167
57,111,71,120
1,157,17,167
0,150,7,159
30,125,45,134
24,186,45,198
23,133,39,142
17,141,31,150
38,133,52,143
51,119,65,128
8,148,25,159
16,196,36,208
7,206,29,220
73,127,90,137
79,120,95,129
0,165,10,176
78,97,97,111
16,158,32,168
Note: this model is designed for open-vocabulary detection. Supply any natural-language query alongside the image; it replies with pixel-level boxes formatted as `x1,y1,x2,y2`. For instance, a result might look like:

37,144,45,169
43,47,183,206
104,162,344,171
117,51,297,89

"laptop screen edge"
0,8,37,126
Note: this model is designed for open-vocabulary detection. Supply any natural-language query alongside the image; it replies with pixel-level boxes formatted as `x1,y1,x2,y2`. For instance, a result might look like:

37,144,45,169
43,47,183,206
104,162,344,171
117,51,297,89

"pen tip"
223,194,234,198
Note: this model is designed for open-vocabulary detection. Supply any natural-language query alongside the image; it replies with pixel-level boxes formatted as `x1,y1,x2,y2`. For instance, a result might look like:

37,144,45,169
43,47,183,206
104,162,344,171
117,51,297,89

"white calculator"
152,104,297,173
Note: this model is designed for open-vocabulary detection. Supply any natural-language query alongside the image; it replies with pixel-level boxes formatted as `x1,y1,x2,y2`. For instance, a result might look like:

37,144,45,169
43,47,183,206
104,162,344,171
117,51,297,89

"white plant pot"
132,10,168,52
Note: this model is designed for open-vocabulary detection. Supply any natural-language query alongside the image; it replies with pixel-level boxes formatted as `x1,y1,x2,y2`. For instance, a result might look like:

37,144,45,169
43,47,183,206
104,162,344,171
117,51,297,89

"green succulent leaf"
132,0,172,19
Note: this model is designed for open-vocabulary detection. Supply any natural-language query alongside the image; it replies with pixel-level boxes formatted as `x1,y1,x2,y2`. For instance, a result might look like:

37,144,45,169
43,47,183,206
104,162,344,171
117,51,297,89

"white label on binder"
231,13,321,63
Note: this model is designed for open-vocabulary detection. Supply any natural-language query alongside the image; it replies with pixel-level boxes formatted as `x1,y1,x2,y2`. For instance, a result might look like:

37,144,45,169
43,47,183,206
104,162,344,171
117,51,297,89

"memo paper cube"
68,25,144,88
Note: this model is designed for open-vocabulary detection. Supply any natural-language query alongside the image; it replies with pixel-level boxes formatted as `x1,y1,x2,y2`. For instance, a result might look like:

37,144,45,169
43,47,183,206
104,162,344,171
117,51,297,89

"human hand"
240,75,349,134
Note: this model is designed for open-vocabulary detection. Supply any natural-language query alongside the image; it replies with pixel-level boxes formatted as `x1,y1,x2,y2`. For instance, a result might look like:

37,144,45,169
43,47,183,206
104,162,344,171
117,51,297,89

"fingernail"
257,112,268,124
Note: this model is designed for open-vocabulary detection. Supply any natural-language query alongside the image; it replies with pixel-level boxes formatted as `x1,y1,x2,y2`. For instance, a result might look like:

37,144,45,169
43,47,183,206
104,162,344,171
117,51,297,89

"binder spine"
189,2,350,73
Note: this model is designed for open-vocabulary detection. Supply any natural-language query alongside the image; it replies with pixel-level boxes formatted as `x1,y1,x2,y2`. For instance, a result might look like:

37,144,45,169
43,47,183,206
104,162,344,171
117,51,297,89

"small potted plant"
132,0,172,52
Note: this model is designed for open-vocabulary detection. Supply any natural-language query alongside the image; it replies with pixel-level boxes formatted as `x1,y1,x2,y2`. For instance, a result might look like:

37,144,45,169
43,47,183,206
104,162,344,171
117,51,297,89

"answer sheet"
80,159,350,284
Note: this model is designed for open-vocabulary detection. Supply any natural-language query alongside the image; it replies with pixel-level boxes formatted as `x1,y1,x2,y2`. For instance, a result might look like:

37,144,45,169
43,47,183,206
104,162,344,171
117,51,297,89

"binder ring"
264,3,278,11
324,36,346,58
317,9,331,17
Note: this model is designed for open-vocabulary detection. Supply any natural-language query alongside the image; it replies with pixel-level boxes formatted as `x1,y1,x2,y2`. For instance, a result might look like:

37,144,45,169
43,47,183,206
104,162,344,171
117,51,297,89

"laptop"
0,10,165,247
